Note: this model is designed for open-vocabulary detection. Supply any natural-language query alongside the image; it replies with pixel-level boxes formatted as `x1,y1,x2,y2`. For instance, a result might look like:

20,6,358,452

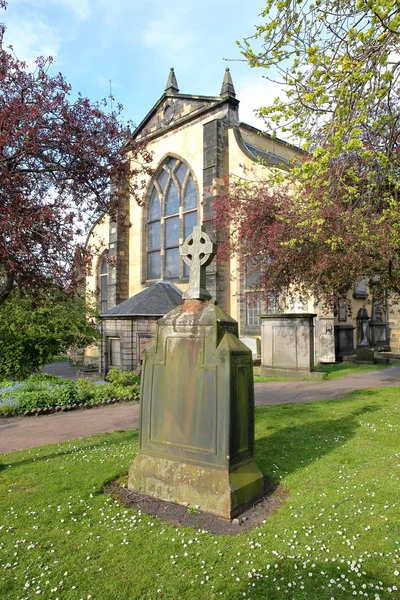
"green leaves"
0,291,100,379
241,0,400,172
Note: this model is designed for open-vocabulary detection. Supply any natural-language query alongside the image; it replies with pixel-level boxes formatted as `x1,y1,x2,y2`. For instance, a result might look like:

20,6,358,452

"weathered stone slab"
260,313,317,372
240,337,260,357
315,316,335,364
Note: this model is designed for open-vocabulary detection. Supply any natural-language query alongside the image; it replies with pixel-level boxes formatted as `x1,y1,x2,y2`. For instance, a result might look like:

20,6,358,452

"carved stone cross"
180,225,216,300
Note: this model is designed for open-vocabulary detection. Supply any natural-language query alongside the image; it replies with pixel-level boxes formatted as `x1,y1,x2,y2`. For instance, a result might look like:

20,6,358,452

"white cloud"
4,15,63,67
53,0,91,21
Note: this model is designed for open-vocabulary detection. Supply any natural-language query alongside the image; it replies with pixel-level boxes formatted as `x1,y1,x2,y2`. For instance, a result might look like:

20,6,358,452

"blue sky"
1,0,282,130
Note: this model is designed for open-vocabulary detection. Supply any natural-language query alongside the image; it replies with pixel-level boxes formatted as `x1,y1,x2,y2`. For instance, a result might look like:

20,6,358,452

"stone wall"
108,185,130,309
389,315,400,351
202,118,230,312
100,317,157,377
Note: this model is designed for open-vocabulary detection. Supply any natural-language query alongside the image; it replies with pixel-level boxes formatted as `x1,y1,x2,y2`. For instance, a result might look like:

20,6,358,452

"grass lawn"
314,362,399,379
1,388,399,599
254,362,399,382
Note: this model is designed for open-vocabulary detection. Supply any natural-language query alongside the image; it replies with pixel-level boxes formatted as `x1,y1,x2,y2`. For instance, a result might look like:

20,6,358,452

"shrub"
75,379,109,404
105,368,140,401
105,368,140,385
15,390,56,411
0,370,140,416
0,292,100,380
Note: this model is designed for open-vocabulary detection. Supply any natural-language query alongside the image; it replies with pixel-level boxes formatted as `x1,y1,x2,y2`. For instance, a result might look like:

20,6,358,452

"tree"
0,290,100,380
215,170,400,308
219,0,400,305
0,2,152,305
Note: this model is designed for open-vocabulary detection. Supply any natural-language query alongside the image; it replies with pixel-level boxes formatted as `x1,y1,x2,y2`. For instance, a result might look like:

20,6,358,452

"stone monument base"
356,347,390,365
254,366,325,380
129,454,264,520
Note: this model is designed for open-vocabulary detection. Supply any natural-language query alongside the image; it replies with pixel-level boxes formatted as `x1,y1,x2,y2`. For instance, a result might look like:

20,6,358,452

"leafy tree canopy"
241,0,399,160
219,0,400,306
0,290,100,380
0,1,152,305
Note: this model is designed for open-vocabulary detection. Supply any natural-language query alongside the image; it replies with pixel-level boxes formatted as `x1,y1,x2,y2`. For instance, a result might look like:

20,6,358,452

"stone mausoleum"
84,68,399,374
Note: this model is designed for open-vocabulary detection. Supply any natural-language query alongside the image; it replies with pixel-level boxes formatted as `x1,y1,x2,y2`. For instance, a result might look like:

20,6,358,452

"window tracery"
147,158,198,280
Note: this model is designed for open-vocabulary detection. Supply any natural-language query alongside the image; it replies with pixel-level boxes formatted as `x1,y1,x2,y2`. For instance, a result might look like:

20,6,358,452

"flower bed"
0,369,140,417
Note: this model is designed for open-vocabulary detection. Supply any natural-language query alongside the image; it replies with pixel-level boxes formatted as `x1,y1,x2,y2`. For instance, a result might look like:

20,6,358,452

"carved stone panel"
260,314,316,372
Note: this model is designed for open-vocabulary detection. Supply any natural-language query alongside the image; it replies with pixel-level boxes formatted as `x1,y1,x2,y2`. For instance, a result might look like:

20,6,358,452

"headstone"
338,299,347,322
353,279,368,299
128,226,263,519
357,307,370,348
370,298,389,349
356,307,374,362
334,325,355,356
180,226,216,301
315,316,335,363
258,313,317,376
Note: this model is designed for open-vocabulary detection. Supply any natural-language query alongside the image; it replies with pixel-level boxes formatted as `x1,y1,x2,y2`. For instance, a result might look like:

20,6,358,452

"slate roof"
243,142,289,168
101,281,183,318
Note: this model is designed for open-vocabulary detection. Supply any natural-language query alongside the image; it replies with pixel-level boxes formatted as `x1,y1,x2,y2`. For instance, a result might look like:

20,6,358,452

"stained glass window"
147,158,198,280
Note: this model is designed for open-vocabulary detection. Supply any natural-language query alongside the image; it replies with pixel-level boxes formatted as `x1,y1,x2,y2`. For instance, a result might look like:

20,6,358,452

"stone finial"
180,225,216,301
165,67,179,94
220,67,236,98
123,125,132,147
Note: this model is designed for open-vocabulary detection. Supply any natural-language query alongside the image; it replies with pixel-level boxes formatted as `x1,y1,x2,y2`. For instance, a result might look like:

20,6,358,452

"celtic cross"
180,225,216,300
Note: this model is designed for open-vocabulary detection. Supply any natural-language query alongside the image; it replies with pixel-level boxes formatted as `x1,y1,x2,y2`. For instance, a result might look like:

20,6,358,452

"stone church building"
84,68,396,374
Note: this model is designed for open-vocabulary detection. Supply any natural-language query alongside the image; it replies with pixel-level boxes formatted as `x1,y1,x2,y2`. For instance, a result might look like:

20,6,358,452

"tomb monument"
257,313,323,378
128,226,264,519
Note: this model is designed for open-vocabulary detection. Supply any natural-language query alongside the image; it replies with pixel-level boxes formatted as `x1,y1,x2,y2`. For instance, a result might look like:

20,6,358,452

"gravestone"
370,298,389,349
334,325,355,357
357,307,370,348
315,316,335,364
353,279,368,299
257,313,320,378
356,307,374,362
128,226,263,519
338,299,347,322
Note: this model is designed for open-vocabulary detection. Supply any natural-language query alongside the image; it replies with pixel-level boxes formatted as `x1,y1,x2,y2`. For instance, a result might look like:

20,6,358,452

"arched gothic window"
100,257,108,313
147,157,198,280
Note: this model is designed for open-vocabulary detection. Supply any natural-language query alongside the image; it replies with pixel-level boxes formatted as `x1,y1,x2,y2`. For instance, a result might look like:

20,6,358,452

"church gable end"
133,68,229,141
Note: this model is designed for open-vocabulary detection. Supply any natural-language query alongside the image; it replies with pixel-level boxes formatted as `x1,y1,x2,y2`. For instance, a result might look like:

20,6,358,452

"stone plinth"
128,300,263,519
259,313,317,376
